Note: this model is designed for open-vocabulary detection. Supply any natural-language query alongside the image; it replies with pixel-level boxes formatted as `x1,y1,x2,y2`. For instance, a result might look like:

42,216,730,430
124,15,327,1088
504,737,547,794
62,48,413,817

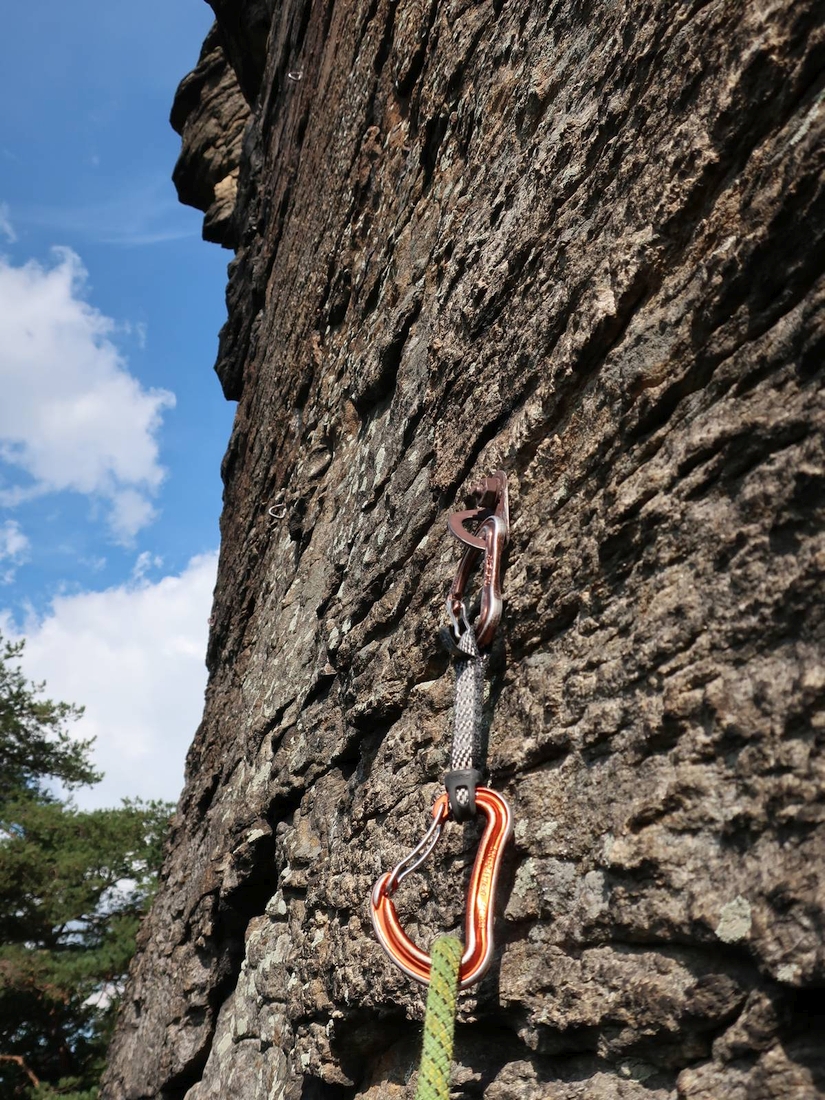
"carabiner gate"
370,787,513,990
447,470,509,649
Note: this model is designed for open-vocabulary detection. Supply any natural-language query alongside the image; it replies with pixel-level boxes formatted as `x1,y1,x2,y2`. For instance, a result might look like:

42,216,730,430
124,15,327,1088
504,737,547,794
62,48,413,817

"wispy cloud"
16,174,197,247
0,519,29,584
132,551,163,581
0,247,175,542
0,201,16,242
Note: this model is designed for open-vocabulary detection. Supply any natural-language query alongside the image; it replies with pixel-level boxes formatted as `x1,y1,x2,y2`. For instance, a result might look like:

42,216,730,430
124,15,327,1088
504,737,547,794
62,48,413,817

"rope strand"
414,935,462,1100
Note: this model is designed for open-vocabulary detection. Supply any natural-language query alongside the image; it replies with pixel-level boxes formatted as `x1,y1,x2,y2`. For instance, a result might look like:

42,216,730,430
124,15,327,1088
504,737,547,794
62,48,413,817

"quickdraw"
370,471,513,990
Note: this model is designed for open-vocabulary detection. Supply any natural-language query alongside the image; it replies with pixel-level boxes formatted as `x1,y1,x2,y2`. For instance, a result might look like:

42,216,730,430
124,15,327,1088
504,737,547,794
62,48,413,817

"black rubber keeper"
444,768,484,822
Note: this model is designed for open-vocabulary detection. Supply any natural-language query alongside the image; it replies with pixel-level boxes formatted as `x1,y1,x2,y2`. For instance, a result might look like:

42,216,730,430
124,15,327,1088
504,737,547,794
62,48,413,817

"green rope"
414,936,462,1100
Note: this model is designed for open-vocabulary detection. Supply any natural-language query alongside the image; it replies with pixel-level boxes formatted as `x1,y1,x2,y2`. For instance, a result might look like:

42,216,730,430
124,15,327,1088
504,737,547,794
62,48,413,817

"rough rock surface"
103,1,825,1098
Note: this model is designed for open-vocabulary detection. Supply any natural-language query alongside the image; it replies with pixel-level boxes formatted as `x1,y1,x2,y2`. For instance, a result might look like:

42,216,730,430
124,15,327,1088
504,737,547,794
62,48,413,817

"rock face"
103,1,825,1098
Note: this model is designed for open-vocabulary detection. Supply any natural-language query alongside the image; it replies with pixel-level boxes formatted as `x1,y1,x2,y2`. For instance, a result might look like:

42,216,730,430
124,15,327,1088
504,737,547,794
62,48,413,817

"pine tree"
0,634,173,1099
0,636,96,800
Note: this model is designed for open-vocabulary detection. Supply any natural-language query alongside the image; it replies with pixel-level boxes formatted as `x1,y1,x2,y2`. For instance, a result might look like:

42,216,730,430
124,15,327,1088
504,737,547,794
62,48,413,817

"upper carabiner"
447,470,509,649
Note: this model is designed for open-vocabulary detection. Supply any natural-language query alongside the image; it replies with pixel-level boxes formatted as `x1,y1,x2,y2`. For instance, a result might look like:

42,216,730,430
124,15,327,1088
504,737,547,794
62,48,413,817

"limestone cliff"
103,1,825,1097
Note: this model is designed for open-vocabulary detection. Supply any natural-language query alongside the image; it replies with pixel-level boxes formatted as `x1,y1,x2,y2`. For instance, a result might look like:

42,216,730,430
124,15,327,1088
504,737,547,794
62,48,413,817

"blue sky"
0,1,235,808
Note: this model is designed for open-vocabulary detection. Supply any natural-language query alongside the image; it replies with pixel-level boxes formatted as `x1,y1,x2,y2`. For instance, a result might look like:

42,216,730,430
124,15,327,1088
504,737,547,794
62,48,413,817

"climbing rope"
414,935,462,1100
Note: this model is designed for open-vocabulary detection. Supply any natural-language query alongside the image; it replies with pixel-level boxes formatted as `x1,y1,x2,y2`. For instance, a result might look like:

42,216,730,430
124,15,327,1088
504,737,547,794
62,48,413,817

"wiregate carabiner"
447,470,509,649
370,787,513,990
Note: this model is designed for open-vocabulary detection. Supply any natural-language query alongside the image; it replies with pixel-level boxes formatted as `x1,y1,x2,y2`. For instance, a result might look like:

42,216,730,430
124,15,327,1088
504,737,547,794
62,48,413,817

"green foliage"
32,1086,100,1100
0,634,173,1098
0,636,98,800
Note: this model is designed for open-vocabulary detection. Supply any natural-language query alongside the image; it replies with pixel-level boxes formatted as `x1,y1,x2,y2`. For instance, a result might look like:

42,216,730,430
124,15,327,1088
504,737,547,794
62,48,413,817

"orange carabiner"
370,787,513,990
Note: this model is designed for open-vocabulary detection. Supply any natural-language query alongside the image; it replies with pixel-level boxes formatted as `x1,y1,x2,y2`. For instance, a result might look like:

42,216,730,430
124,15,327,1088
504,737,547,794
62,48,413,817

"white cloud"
108,489,158,543
0,201,16,243
0,248,175,541
0,551,218,810
0,518,30,583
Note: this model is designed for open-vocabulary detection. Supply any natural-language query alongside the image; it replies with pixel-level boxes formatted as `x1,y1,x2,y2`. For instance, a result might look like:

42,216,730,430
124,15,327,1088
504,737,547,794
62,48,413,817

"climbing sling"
370,471,513,1095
